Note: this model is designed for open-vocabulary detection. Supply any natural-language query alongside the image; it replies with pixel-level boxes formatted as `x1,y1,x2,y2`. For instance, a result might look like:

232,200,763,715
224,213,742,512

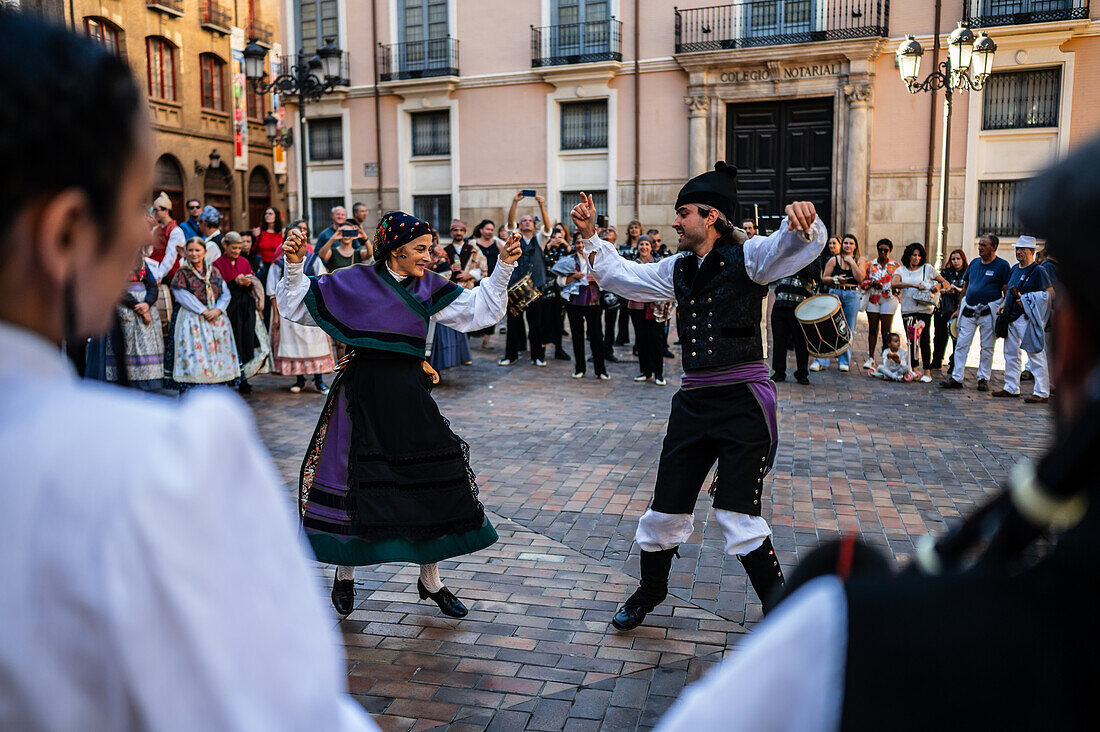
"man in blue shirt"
941,232,1011,391
992,235,1055,402
178,198,202,240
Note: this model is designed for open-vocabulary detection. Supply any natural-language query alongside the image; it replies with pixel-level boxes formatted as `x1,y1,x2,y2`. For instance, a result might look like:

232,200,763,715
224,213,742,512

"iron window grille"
411,110,451,156
561,191,607,221
561,100,608,150
981,67,1061,130
977,180,1027,237
308,117,343,161
413,195,452,233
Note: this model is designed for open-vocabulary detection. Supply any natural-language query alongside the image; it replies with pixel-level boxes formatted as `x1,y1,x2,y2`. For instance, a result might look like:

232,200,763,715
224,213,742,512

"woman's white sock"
419,563,443,593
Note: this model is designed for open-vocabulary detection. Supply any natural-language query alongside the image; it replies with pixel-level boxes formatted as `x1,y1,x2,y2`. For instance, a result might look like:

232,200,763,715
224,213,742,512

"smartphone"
596,214,607,228
521,189,537,198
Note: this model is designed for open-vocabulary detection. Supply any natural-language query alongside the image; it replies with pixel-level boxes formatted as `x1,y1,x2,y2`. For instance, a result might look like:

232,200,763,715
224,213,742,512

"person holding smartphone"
317,223,370,272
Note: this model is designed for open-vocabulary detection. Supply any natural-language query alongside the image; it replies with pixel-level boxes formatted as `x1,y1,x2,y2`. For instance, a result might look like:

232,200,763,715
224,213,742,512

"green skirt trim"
307,518,498,567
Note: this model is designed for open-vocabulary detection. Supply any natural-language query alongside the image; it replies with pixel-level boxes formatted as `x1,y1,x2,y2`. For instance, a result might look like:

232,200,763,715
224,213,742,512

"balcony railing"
378,38,459,82
531,18,623,67
248,18,275,46
674,1,889,54
200,0,231,33
963,0,1088,28
146,0,183,16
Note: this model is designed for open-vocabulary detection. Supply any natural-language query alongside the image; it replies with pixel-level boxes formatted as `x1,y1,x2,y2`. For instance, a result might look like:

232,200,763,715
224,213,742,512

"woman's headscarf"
373,211,433,261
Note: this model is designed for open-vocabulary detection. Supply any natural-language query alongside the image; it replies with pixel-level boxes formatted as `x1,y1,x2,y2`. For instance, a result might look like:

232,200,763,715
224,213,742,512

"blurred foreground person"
657,136,1100,731
0,13,377,730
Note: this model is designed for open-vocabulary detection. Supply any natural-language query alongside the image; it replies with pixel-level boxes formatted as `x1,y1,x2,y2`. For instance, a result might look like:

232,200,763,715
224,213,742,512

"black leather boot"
739,537,785,615
611,547,678,631
331,576,355,616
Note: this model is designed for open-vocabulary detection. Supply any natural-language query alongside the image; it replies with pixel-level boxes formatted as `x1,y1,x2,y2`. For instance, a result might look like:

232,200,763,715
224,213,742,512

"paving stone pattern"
248,324,1050,731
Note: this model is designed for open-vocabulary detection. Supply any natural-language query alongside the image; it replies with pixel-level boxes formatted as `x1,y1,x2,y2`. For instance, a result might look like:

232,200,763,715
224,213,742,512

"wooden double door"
726,98,833,233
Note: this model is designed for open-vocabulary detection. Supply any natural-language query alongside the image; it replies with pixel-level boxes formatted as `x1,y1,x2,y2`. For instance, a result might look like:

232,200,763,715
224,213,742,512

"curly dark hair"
901,242,927,267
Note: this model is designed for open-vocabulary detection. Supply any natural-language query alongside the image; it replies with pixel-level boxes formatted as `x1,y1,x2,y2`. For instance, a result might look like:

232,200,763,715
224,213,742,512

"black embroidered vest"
673,236,767,371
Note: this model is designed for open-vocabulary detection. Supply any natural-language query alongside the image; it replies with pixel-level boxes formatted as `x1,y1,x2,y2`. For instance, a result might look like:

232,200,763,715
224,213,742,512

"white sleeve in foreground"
102,391,378,731
434,259,516,331
745,216,829,285
275,261,318,327
655,576,847,732
586,235,679,301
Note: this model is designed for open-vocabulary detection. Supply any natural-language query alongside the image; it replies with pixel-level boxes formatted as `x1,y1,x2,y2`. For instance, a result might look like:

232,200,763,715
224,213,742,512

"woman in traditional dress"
214,231,262,394
267,226,335,394
277,211,522,618
169,238,240,390
87,252,165,389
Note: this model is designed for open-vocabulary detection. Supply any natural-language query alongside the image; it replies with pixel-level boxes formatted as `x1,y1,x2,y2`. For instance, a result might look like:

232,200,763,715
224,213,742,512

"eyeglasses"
187,204,202,210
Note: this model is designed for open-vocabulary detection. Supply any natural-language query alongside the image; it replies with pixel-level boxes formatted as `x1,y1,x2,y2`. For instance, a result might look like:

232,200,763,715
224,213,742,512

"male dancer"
571,163,826,630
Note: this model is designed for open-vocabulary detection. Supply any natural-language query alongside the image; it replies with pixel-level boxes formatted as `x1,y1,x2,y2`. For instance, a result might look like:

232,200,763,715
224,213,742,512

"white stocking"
335,565,355,581
419,563,443,593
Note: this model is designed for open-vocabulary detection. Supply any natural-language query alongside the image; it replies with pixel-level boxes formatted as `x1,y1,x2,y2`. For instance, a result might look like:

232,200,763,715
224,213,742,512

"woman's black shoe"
237,379,252,395
663,349,675,359
331,578,355,616
418,579,468,618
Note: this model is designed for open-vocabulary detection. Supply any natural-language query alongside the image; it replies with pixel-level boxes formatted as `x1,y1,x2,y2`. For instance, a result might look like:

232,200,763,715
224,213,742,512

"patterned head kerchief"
374,210,433,260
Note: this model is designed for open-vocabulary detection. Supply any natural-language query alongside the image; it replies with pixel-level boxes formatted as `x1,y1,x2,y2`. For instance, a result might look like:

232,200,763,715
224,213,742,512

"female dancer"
277,211,522,617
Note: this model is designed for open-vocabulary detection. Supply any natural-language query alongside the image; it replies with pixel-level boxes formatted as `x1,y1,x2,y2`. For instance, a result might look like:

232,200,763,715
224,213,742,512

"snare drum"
795,293,852,358
507,274,540,317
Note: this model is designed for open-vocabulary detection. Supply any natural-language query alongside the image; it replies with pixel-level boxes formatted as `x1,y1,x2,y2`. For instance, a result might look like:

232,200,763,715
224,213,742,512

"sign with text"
230,27,248,172
272,43,286,176
718,63,841,84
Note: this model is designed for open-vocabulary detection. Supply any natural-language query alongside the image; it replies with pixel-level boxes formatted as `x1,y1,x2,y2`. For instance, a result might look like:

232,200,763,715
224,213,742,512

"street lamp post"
244,37,344,228
897,23,997,266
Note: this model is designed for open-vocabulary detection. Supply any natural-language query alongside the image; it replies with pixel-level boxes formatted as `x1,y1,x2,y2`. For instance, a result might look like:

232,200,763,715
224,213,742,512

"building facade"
282,0,1100,260
58,0,287,229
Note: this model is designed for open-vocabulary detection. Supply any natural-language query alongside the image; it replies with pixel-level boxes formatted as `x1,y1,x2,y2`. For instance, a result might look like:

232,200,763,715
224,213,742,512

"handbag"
912,266,940,307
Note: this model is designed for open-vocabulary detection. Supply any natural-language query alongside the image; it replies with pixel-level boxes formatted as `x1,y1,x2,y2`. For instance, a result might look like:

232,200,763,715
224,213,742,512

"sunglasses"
156,207,170,212
188,204,202,210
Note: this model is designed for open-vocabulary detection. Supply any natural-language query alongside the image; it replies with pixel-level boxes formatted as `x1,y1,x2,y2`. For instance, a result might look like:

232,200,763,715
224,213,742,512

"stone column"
684,95,709,178
844,83,873,246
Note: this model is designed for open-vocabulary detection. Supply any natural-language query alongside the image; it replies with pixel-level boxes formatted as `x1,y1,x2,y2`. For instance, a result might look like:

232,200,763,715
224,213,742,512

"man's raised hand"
784,201,818,236
499,231,523,265
282,227,308,264
570,192,597,240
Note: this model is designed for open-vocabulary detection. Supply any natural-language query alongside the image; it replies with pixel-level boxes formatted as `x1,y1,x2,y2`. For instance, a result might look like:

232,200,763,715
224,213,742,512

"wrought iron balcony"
531,18,623,68
248,18,275,46
963,0,1088,28
378,38,459,82
674,0,889,54
146,0,183,16
200,0,231,33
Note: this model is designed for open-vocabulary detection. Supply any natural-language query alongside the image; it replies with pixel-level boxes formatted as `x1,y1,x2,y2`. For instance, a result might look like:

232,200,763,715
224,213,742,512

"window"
977,180,1026,237
561,190,607,221
154,155,185,223
411,111,450,156
200,54,227,112
310,197,345,230
146,37,177,102
982,67,1061,130
413,194,452,233
297,0,339,56
402,0,448,44
561,100,608,150
84,17,122,57
308,117,343,161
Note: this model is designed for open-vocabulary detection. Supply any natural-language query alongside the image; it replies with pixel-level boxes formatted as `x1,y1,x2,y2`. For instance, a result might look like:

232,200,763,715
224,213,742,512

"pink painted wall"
1064,35,1100,150
610,69,689,180
458,84,550,184
457,0,539,76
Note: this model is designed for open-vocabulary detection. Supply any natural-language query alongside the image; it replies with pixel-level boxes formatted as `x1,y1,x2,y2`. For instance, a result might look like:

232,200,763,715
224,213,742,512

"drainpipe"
372,0,384,221
924,0,943,250
633,0,640,219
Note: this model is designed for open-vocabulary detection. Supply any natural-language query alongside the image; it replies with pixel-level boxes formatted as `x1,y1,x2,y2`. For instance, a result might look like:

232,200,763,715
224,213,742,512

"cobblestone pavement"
247,322,1051,731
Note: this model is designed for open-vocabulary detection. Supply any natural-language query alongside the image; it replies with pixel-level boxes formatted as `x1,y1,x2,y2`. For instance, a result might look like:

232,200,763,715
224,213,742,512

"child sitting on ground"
873,332,915,381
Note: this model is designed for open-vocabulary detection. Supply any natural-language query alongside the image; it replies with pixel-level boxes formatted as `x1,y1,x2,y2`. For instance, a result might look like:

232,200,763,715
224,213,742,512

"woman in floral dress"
169,238,240,389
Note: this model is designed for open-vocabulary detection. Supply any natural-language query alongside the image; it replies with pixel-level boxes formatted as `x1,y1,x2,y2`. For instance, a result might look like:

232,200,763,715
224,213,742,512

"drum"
795,293,852,358
507,274,540,317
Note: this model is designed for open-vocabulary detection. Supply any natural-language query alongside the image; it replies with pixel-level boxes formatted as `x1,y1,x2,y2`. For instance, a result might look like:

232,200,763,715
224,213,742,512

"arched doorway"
248,167,272,230
203,164,233,230
154,154,186,223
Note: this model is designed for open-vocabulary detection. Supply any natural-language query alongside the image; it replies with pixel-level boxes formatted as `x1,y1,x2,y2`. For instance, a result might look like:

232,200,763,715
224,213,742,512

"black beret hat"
675,161,739,221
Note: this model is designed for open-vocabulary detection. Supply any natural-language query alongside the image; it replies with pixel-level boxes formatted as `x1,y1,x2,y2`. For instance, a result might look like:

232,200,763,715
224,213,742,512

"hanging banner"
230,27,248,172
272,42,287,176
